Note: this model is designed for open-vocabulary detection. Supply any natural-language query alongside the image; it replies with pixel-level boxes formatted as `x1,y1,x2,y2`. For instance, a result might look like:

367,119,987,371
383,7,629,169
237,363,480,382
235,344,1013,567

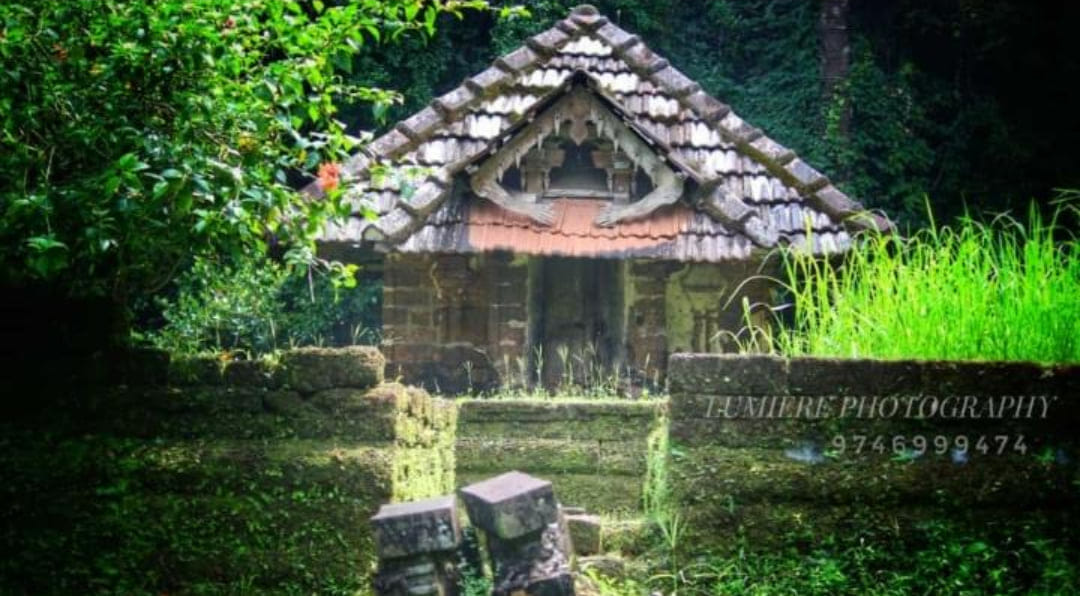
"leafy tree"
0,0,497,307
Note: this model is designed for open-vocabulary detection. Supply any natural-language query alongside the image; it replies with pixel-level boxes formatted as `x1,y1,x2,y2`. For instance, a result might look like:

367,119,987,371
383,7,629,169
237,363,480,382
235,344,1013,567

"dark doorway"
534,257,623,388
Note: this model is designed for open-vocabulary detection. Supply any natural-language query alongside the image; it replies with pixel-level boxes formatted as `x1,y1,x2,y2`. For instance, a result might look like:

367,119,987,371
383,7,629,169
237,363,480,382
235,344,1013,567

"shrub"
148,256,380,357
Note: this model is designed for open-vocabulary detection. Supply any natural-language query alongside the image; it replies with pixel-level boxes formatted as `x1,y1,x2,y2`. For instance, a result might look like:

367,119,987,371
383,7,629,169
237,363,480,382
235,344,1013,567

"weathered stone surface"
783,157,827,190
466,66,511,96
787,357,923,397
650,65,700,98
555,18,580,35
369,129,412,159
370,496,462,596
223,359,279,388
432,86,475,119
668,353,789,396
570,4,607,30
371,495,461,559
460,471,559,540
496,46,540,74
488,513,575,596
748,134,795,164
621,42,667,74
344,149,373,175
565,513,601,555
578,555,626,578
373,207,417,242
400,180,449,217
813,184,861,218
168,355,223,386
281,346,385,393
398,106,443,142
683,90,729,122
595,22,638,51
701,186,754,223
599,519,649,555
528,27,571,55
262,390,309,416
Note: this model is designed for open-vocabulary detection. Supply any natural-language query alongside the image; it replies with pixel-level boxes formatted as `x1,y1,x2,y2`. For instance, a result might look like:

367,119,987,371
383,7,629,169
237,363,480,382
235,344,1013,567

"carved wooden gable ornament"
315,5,891,262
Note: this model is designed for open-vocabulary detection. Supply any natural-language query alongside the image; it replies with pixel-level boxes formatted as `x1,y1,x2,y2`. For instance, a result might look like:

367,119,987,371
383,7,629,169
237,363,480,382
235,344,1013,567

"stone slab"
459,471,559,540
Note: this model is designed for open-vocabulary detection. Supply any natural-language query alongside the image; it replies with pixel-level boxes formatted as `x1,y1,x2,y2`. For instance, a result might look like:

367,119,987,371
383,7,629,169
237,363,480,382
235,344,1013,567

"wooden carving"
469,84,685,226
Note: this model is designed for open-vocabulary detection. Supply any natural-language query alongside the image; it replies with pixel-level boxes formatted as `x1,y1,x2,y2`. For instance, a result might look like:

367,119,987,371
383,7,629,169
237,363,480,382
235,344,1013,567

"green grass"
585,518,1078,596
751,201,1080,363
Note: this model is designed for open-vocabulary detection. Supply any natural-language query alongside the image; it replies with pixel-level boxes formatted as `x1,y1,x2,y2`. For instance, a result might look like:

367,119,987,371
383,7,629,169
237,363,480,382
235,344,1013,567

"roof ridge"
316,4,889,255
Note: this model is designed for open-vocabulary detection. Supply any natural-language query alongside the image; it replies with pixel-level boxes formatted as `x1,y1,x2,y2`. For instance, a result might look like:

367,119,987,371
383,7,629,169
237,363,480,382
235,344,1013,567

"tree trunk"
820,0,851,137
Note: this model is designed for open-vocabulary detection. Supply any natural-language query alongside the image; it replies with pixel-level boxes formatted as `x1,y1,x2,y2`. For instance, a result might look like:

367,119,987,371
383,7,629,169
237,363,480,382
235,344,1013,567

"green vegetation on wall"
0,347,456,595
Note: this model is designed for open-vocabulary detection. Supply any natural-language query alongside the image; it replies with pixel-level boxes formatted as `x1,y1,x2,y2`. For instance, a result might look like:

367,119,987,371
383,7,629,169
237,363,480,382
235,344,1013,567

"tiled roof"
314,4,890,261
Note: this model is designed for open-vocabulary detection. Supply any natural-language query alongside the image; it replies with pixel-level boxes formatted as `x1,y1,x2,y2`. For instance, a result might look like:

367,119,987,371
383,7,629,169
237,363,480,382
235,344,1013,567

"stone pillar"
459,472,575,596
626,260,676,384
370,495,462,596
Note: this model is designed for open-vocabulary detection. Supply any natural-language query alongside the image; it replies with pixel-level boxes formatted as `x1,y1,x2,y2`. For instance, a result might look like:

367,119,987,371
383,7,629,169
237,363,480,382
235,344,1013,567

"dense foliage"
148,256,381,356
0,0,503,303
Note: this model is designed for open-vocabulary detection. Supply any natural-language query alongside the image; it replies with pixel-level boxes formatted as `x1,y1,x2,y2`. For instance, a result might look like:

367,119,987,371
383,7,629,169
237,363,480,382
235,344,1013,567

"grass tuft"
755,200,1080,363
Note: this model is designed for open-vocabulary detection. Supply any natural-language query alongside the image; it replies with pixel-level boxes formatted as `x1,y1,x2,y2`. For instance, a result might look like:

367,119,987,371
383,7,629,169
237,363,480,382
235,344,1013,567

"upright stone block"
459,472,575,596
460,471,558,540
280,346,385,393
370,495,462,596
565,513,601,555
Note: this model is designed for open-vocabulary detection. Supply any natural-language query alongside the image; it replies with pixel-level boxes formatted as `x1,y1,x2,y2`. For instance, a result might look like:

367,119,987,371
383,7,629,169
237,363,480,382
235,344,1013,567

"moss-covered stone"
457,437,647,476
671,445,1078,508
454,399,664,516
599,518,651,556
456,471,643,515
167,354,224,386
458,400,662,423
0,371,456,595
457,418,654,442
281,346,385,392
668,354,788,396
223,359,281,388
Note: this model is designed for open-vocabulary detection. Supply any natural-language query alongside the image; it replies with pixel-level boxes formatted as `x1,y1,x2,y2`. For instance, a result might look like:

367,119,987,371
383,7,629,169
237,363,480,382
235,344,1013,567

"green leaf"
423,5,437,36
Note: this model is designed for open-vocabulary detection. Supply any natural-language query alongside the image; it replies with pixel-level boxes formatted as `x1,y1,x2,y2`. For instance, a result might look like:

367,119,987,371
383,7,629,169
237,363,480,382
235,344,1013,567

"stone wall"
0,347,456,595
666,354,1080,552
382,252,528,393
455,399,665,515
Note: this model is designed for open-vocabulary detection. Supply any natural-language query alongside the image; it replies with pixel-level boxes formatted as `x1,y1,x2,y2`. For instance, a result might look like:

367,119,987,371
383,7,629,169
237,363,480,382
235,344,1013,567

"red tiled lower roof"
467,197,691,257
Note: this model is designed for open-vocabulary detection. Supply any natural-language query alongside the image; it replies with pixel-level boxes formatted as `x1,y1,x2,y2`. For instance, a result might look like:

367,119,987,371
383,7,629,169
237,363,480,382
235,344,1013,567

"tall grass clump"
772,201,1080,363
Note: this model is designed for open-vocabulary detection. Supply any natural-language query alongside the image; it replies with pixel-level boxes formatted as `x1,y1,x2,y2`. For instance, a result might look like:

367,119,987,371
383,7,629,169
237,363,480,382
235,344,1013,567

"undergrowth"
464,344,665,400
587,519,1078,596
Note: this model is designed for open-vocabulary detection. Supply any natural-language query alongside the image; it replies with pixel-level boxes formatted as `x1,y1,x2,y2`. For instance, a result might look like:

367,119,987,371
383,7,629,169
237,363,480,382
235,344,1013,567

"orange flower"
317,162,342,192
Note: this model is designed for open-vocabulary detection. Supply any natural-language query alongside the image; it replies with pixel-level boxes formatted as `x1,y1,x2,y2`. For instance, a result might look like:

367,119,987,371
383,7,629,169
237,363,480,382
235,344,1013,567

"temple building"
314,5,889,392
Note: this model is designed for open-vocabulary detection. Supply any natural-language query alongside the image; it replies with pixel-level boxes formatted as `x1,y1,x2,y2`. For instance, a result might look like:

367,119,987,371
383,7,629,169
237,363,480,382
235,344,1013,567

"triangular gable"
315,4,890,260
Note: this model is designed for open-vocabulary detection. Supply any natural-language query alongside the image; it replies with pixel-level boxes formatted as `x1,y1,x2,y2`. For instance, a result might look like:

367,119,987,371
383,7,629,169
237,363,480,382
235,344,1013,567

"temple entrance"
532,257,624,389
